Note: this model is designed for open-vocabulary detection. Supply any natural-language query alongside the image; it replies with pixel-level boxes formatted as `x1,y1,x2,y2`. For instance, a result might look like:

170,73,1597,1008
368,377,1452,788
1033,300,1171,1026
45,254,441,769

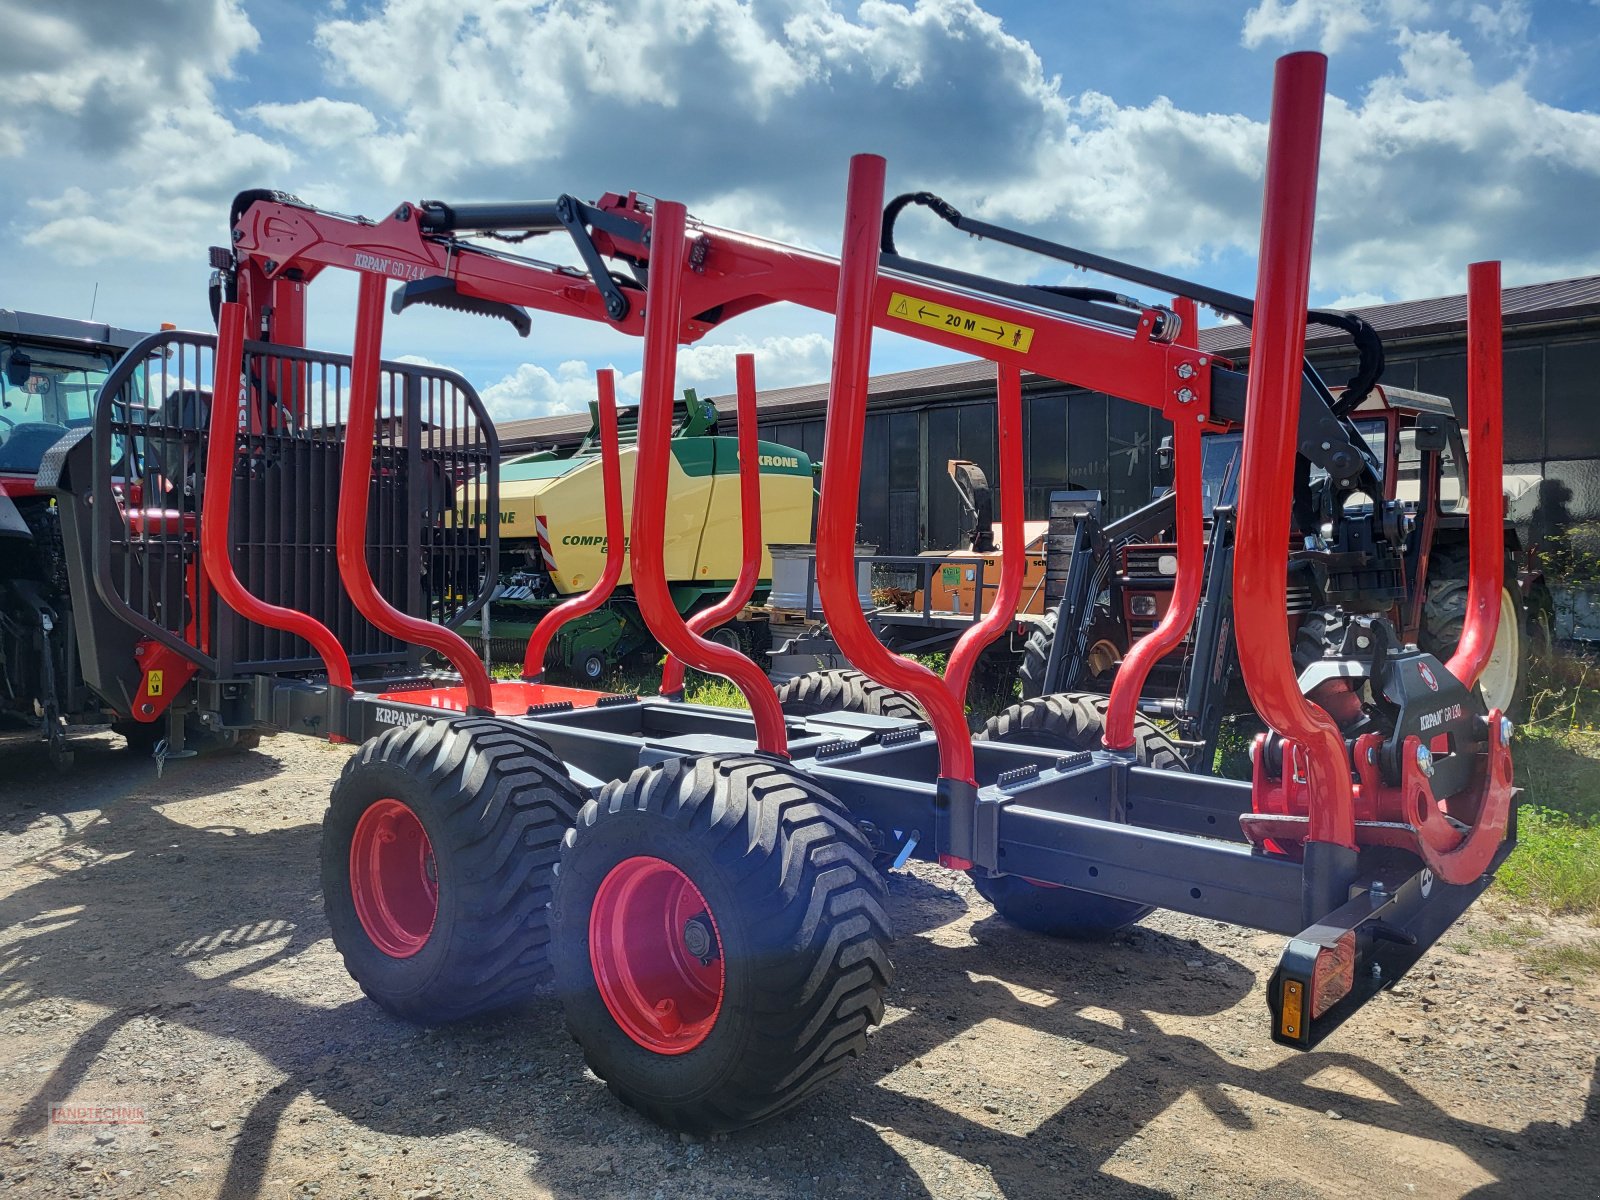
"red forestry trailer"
48,52,1516,1134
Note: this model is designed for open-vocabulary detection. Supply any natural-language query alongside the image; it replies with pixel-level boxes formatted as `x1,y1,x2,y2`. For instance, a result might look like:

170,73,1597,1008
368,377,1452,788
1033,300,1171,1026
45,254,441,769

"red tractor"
52,52,1516,1136
1014,379,1544,772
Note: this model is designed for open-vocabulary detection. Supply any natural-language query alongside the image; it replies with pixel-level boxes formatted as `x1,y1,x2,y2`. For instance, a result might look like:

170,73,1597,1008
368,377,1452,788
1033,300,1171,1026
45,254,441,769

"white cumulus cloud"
481,331,835,423
0,0,1597,389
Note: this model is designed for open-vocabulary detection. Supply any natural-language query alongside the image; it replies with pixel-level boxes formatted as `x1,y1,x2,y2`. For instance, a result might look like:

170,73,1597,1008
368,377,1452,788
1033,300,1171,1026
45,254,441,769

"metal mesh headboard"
91,331,498,681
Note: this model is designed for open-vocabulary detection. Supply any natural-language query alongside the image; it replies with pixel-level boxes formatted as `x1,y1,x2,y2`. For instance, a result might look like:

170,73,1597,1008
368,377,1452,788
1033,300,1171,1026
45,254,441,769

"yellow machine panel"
490,436,816,596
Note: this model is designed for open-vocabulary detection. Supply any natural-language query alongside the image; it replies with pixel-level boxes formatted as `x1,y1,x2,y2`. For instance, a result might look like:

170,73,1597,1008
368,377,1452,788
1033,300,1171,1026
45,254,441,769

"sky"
3,0,1599,424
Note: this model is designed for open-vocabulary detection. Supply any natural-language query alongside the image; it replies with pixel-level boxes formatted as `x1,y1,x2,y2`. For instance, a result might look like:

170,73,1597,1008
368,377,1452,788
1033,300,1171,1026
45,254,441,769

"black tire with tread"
1017,611,1057,700
321,717,585,1024
550,753,894,1135
775,668,926,722
1418,546,1529,721
981,691,1187,770
114,721,165,755
705,625,742,652
973,692,1186,937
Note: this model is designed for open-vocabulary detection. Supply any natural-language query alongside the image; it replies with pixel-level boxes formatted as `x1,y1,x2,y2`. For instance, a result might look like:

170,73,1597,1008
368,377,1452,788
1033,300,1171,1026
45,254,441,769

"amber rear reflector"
1280,978,1304,1040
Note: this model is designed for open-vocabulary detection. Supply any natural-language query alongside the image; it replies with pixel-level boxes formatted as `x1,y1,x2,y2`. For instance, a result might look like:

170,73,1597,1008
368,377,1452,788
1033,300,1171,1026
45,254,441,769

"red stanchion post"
1104,296,1207,750
1445,261,1505,692
629,202,789,755
819,153,975,787
661,353,764,698
522,370,627,681
201,301,354,724
943,363,1026,705
337,273,494,713
1231,53,1358,867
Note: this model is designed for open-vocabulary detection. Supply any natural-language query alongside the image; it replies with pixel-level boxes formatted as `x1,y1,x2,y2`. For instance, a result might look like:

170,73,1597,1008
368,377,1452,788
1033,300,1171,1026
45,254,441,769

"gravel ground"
0,729,1596,1199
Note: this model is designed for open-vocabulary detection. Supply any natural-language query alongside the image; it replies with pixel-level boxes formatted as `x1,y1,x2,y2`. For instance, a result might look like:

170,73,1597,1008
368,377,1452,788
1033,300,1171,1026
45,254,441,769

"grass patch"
1449,916,1545,954
1524,939,1600,979
1509,725,1600,825
683,674,749,709
1526,647,1600,732
1495,645,1600,919
1458,642,1600,920
1448,915,1544,956
1496,804,1600,918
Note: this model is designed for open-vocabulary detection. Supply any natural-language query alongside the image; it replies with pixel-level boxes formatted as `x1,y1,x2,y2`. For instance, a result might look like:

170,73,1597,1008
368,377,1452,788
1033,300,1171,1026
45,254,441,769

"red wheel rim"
349,798,438,958
589,856,725,1055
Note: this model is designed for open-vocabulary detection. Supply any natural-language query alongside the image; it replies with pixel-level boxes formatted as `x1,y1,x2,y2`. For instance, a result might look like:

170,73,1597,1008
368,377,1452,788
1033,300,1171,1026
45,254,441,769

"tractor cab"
1191,383,1460,519
0,320,149,479
0,312,162,764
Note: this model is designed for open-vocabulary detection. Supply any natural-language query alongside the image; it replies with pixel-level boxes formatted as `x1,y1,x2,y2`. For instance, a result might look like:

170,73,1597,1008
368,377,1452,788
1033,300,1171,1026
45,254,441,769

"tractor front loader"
1018,379,1538,772
55,50,1518,1138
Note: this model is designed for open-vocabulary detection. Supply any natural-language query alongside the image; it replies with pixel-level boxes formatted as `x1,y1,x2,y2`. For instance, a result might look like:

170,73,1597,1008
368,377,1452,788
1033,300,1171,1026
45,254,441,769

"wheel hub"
681,912,718,965
349,798,439,959
590,857,725,1055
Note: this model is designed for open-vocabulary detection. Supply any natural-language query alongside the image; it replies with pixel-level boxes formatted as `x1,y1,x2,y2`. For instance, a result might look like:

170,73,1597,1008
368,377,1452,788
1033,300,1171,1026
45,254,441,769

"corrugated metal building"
496,274,1600,557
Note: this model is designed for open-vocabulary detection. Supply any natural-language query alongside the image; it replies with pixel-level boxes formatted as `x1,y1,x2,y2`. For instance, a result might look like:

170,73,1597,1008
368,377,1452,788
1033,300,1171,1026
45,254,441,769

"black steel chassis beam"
1268,832,1517,1050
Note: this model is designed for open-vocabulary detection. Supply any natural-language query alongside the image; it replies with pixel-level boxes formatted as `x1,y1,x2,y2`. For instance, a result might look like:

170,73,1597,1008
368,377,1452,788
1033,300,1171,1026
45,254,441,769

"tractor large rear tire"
775,668,926,722
973,693,1186,938
776,668,928,868
550,753,894,1135
1017,612,1056,700
321,718,585,1024
1419,548,1530,721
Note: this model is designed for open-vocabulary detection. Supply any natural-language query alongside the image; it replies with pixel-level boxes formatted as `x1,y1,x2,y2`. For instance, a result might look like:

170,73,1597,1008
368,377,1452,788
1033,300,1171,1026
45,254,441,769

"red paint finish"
375,680,608,713
1231,53,1356,852
202,301,354,693
124,509,196,537
336,275,493,711
1244,713,1514,886
944,363,1026,705
820,155,975,786
350,798,438,958
127,638,200,723
1394,719,1514,884
230,194,1234,436
1105,297,1207,750
522,370,627,681
661,353,763,697
1445,262,1505,692
628,202,788,756
0,475,44,499
589,856,725,1055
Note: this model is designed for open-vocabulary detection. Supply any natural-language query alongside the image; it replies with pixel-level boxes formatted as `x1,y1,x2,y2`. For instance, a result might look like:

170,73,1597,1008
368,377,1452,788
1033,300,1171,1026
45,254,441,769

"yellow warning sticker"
148,670,164,697
888,292,1034,352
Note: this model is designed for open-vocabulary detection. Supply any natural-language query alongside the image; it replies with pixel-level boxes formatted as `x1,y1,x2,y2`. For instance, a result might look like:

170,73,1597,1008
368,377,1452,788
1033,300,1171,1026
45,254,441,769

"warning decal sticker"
888,292,1034,352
